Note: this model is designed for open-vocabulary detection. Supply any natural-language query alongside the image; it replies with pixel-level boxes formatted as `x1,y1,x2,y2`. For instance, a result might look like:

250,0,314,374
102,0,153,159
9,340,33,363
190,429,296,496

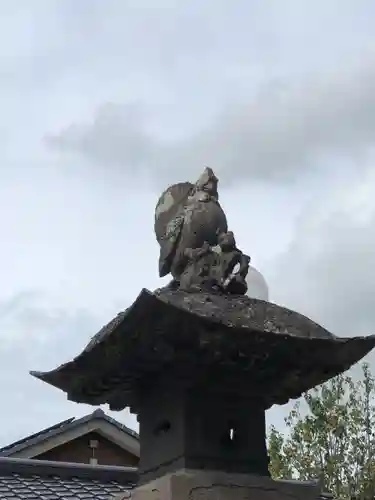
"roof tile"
0,458,135,500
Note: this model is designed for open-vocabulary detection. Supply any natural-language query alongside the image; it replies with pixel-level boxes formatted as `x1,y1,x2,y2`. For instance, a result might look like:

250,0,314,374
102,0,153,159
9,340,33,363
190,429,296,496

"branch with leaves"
268,363,375,500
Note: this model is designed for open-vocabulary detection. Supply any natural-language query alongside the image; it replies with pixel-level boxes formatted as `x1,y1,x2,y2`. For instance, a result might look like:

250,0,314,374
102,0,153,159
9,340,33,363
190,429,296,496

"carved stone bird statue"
154,167,228,282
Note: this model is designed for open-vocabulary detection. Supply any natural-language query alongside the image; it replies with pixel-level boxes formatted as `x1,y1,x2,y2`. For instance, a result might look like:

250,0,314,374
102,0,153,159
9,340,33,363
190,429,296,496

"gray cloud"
0,291,138,447
268,172,375,339
263,171,375,424
47,103,158,175
47,59,375,186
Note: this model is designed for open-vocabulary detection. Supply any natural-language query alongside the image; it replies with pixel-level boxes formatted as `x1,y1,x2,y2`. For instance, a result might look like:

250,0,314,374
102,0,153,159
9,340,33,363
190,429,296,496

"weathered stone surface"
132,469,321,500
154,289,335,339
154,168,250,294
178,232,251,295
30,288,375,412
137,379,269,482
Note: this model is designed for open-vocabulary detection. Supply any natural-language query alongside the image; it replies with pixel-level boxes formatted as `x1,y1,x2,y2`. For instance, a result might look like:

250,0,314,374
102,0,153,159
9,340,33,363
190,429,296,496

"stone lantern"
31,168,375,499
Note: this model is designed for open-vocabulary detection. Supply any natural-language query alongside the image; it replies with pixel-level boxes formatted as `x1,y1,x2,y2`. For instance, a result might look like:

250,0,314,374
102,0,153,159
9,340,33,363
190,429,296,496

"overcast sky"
1,0,375,447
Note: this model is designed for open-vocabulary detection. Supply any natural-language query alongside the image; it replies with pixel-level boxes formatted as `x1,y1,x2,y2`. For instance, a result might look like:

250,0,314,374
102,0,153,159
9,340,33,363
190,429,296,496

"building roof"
0,409,139,459
31,288,375,412
0,456,136,499
0,456,333,499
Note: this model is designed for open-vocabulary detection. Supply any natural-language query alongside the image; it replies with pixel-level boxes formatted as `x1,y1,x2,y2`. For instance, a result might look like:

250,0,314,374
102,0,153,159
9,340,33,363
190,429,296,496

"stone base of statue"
132,469,321,500
31,288,375,488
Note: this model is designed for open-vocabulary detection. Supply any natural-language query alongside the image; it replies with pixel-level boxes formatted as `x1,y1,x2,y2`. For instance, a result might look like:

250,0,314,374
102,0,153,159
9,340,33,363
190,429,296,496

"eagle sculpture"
154,167,250,294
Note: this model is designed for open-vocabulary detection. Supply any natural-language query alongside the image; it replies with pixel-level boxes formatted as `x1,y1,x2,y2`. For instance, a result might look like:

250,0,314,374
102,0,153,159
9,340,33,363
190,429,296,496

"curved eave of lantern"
30,289,375,413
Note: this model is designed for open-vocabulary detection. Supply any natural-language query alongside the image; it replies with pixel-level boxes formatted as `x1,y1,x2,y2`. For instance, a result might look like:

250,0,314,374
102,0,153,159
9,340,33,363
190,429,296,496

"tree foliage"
268,363,375,499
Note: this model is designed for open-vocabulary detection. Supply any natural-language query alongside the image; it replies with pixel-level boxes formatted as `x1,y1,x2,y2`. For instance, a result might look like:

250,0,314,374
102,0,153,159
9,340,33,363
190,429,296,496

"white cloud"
269,166,375,337
47,59,375,186
1,0,375,444
0,290,139,447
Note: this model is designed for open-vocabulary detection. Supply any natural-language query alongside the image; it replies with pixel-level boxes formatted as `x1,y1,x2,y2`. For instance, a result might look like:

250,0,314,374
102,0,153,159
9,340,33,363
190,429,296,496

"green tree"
268,363,375,500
